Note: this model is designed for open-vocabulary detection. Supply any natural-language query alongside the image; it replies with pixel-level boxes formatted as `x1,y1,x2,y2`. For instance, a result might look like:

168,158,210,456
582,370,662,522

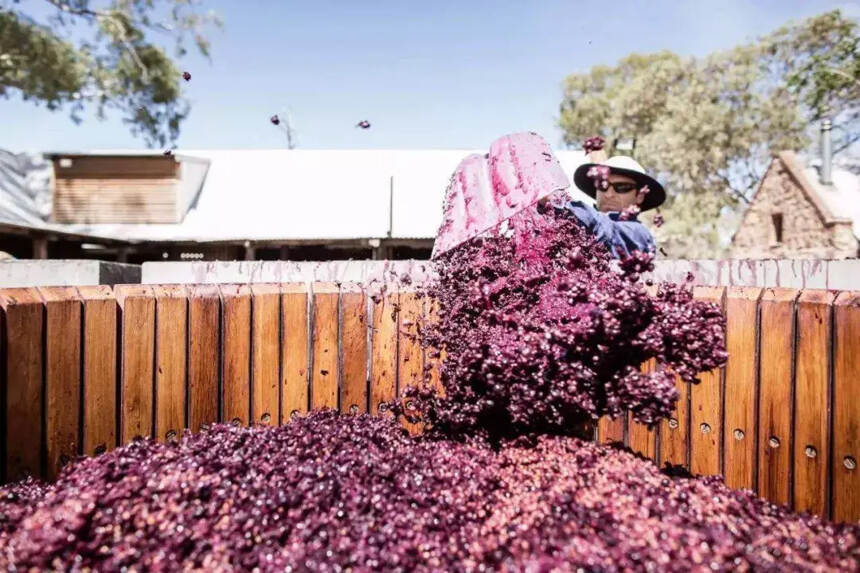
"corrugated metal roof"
0,148,590,243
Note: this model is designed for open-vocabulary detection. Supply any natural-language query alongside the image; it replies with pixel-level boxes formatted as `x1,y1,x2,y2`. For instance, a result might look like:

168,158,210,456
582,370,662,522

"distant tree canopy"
559,10,860,258
0,0,220,147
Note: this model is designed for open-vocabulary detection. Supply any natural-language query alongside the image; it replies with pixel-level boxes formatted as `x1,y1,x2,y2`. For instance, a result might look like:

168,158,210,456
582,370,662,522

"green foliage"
559,10,859,258
0,0,220,147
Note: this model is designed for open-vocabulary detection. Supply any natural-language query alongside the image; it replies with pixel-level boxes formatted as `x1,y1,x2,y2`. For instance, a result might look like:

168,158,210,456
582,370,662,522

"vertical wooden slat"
659,373,689,469
0,289,44,480
690,286,725,476
281,283,309,421
153,285,187,442
832,291,860,522
251,284,281,425
723,287,762,491
422,297,444,397
757,288,798,507
76,285,117,455
219,285,252,425
597,416,625,445
340,283,368,413
371,289,398,415
187,285,220,432
311,283,339,410
628,359,657,460
793,289,835,517
38,287,81,479
398,291,424,433
116,285,155,444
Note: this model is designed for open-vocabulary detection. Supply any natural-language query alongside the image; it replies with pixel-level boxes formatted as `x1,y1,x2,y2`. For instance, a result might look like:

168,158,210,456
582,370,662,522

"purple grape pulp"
0,195,856,570
0,414,856,571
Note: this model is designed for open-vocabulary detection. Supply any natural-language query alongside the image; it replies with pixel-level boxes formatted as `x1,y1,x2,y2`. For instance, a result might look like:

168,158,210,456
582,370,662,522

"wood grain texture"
38,287,82,479
371,290,398,416
659,373,689,469
628,359,657,461
219,285,252,425
340,283,368,413
398,292,424,434
690,286,725,477
187,285,220,432
832,291,860,523
757,288,798,507
597,416,625,445
311,283,339,410
281,283,309,421
723,287,762,491
793,289,835,517
76,286,117,456
153,285,187,442
0,289,44,481
251,284,281,425
115,285,155,443
422,297,444,397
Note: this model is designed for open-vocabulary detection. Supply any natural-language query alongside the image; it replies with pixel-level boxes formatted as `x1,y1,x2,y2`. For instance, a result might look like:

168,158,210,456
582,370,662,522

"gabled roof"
0,148,590,244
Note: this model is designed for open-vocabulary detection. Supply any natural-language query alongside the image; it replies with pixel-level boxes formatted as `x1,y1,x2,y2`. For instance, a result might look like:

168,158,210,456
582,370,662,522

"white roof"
1,148,590,243
803,162,860,241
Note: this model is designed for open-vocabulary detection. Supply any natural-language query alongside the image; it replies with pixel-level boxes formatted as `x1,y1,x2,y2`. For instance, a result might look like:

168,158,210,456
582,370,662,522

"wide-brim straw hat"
573,155,665,211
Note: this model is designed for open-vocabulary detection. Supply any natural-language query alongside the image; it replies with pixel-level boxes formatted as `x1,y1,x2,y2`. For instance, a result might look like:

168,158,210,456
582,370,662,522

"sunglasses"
600,182,638,194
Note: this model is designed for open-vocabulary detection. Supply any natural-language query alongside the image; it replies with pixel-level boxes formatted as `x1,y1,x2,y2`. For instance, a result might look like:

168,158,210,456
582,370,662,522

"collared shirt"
564,200,656,258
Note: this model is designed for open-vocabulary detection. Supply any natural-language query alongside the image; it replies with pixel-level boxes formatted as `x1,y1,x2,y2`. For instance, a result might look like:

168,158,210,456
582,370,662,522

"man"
565,155,665,258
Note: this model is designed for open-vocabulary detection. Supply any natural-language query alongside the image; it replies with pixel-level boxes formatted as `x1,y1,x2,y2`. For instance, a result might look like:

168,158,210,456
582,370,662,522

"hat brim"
573,163,665,211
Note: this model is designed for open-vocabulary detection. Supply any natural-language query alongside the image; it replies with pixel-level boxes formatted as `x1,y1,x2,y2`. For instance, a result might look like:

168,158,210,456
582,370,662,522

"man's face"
595,173,646,213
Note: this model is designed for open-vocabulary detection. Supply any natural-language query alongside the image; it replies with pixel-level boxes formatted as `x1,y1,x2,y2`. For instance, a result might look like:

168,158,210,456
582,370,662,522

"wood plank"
371,289,398,416
251,284,281,425
832,291,860,523
793,289,836,517
187,285,220,432
723,287,762,491
153,286,187,442
398,291,425,434
76,286,117,455
53,155,178,178
659,372,688,471
281,283,309,422
628,359,657,460
311,283,339,410
690,286,725,477
422,297,444,397
597,416,626,445
340,283,368,414
757,288,798,507
38,287,82,479
219,285,252,425
0,289,44,480
115,285,156,444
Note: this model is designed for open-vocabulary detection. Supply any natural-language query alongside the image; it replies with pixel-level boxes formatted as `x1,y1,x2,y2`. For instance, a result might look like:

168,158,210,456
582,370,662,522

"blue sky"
2,0,858,151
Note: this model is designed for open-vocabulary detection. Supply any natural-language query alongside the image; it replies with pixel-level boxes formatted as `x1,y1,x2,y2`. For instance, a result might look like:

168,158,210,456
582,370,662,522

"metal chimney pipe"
821,118,833,185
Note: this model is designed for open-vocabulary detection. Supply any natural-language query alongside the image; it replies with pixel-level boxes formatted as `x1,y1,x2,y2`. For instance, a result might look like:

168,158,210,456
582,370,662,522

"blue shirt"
564,200,655,258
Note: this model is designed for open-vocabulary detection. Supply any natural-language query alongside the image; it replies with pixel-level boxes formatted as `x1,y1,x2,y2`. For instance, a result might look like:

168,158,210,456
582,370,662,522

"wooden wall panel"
154,286,187,442
187,285,220,431
723,287,761,491
115,285,155,443
370,291,398,415
340,283,368,413
832,291,860,522
281,284,309,421
757,288,797,507
77,286,117,456
39,287,82,479
220,285,252,425
0,289,44,481
251,284,281,425
690,287,725,477
793,290,835,517
311,283,339,410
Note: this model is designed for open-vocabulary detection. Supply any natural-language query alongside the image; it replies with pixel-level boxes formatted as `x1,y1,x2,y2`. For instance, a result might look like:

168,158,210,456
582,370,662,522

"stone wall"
730,157,857,259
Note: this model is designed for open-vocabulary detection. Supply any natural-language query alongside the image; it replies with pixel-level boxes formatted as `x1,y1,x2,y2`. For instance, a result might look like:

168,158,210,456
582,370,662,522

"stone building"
730,150,860,259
